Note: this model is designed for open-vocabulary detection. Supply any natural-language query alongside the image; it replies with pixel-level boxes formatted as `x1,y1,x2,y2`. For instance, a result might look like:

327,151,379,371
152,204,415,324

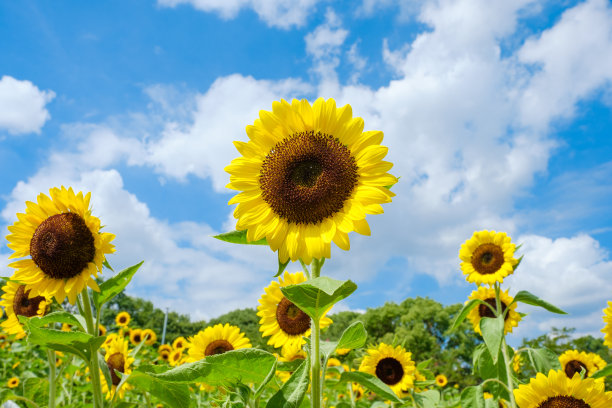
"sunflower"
102,333,119,350
101,335,134,400
168,349,184,367
6,186,115,304
277,343,307,383
159,349,171,362
466,286,521,335
601,301,612,348
0,281,51,339
513,369,612,408
142,328,157,346
99,324,106,336
459,230,518,285
258,271,332,349
172,336,187,351
513,352,523,373
187,323,251,362
359,343,416,397
7,377,19,388
129,328,143,346
158,344,172,355
225,98,397,264
115,311,130,327
435,374,448,387
558,350,601,379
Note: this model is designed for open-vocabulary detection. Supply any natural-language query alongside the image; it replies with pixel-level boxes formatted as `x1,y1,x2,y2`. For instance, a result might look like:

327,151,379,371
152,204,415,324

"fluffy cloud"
157,0,322,29
0,76,55,135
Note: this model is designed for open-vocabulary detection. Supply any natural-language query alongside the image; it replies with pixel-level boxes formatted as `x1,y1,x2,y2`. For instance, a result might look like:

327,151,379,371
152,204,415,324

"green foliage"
281,277,357,321
266,358,310,408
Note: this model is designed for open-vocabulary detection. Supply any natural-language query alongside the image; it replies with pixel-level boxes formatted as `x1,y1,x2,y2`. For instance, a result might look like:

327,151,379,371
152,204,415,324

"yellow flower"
225,98,397,264
142,328,157,346
115,311,130,327
0,281,51,339
101,335,134,400
601,301,612,348
172,336,187,351
257,271,332,349
98,324,106,336
336,347,351,356
129,328,143,346
459,230,518,285
466,286,521,335
359,343,416,397
513,352,523,373
7,377,19,388
558,350,603,379
435,374,447,387
187,323,251,362
158,344,172,355
277,343,307,383
6,186,115,304
513,369,612,408
168,349,184,367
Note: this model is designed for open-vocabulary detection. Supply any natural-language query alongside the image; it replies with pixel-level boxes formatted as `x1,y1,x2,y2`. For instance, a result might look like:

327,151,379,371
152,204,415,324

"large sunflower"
186,323,251,362
359,343,416,397
466,286,521,335
513,369,612,408
225,98,397,264
459,230,518,285
558,350,603,379
101,335,134,400
601,301,612,348
0,281,51,339
6,187,115,304
257,271,332,349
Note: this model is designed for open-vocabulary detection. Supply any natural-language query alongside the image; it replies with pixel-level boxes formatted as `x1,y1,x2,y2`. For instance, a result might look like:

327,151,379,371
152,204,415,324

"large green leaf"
413,389,440,408
146,349,276,388
266,358,310,408
480,315,504,364
213,230,267,245
525,348,561,374
513,290,566,314
93,261,143,308
281,277,357,321
27,311,85,331
23,318,103,361
472,344,513,401
450,299,480,331
127,371,191,408
460,385,485,408
338,371,401,403
592,364,612,379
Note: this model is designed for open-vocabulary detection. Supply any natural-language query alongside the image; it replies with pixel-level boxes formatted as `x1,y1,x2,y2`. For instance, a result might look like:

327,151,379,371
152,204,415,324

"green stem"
309,257,324,408
9,395,41,408
47,349,57,408
81,289,104,408
495,283,517,408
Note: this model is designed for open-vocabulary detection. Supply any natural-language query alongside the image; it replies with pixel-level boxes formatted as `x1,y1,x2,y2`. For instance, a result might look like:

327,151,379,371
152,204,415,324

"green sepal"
274,256,290,278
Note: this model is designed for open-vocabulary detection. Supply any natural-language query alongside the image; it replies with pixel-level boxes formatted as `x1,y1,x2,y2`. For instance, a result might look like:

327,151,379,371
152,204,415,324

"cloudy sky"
1,0,612,344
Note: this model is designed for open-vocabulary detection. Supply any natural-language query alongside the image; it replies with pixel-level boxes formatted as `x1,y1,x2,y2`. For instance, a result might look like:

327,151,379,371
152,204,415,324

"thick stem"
47,349,57,408
309,258,324,408
81,289,104,408
495,283,517,408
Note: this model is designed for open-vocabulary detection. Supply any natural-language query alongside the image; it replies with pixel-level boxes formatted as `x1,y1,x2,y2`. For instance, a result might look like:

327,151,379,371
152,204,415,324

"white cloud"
157,0,322,29
0,76,55,135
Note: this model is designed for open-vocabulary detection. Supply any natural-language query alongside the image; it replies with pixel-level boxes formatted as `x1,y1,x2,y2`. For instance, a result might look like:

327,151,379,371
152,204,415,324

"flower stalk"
495,283,517,408
310,258,324,408
46,348,57,408
81,289,105,408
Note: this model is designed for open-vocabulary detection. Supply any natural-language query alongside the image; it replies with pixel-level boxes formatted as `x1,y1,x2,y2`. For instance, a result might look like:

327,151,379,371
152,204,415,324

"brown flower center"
30,212,96,280
259,131,359,224
471,243,504,275
204,339,234,356
160,350,170,361
132,334,142,343
13,285,47,317
564,360,588,379
107,352,125,386
276,297,310,335
538,396,590,408
478,298,509,320
375,357,404,386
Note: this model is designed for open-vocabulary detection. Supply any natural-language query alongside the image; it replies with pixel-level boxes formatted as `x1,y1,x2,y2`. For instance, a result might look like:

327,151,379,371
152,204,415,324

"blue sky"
1,0,612,344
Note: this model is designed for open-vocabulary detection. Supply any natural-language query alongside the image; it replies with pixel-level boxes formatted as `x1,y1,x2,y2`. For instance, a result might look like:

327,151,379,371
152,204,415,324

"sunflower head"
6,187,115,304
435,374,448,387
0,281,51,339
7,377,19,388
466,286,521,335
257,271,332,349
169,349,184,367
186,323,251,362
225,98,397,264
601,301,612,348
172,336,187,351
558,350,602,380
142,328,157,346
459,230,518,286
514,369,612,408
359,343,416,397
115,311,130,327
102,335,134,399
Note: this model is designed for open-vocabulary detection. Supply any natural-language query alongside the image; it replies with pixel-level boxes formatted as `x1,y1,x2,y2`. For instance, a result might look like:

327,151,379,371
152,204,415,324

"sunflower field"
2,98,612,408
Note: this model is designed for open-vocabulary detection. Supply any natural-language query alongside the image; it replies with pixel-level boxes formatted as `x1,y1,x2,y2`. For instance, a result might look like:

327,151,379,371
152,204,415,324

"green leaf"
103,259,115,272
450,299,480,331
591,363,612,379
93,261,144,308
274,256,290,278
460,385,485,408
472,344,513,401
336,321,367,351
513,290,566,314
266,358,310,408
414,389,440,408
277,360,304,372
213,230,267,245
524,348,561,374
338,371,401,404
480,315,504,364
146,349,277,388
281,277,357,321
127,371,191,408
27,311,85,331
253,359,278,401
